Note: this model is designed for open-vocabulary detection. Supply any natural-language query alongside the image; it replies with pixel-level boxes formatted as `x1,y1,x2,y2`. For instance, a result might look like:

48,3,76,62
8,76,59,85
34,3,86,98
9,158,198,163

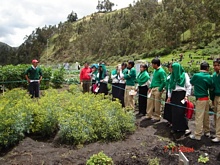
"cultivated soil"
0,106,220,165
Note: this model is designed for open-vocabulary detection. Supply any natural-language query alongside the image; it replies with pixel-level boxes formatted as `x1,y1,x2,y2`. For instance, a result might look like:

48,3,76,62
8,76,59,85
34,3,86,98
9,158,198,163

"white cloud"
0,0,150,47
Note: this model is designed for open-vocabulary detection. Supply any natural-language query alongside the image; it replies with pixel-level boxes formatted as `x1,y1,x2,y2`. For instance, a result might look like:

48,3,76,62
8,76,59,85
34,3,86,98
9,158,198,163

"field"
0,106,219,164
0,59,220,165
0,85,220,165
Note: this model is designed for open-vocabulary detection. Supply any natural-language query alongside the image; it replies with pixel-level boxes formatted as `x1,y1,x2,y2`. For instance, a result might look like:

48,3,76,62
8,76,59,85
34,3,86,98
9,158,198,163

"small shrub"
198,155,209,164
51,68,65,88
86,151,114,165
148,157,160,165
0,89,33,149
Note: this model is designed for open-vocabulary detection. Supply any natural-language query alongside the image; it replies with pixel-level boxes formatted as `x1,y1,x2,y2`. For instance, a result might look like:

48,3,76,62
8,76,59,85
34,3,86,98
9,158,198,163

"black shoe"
185,129,191,136
170,130,175,134
166,122,171,127
145,117,152,120
151,119,160,123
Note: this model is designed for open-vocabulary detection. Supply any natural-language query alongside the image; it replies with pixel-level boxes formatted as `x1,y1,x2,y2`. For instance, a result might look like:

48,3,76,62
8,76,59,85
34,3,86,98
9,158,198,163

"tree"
96,0,114,12
67,11,78,22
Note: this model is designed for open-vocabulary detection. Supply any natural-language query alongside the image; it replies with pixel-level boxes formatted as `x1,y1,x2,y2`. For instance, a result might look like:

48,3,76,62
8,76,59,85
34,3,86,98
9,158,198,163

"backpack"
185,101,194,119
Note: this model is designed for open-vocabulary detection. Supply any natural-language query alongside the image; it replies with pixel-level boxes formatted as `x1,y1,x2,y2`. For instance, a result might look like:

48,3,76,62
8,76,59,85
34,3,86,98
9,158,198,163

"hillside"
1,0,220,65
0,42,17,65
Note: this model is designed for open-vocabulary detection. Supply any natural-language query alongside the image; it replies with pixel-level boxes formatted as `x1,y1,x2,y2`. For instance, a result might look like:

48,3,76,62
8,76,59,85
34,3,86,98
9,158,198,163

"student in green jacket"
136,64,150,117
25,59,42,98
123,61,136,110
90,64,98,93
189,62,213,141
97,63,108,95
111,64,120,100
211,60,220,142
146,58,166,122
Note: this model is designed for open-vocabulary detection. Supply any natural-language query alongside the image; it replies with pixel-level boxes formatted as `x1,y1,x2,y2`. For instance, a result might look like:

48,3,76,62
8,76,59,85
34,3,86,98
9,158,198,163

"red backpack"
186,101,194,119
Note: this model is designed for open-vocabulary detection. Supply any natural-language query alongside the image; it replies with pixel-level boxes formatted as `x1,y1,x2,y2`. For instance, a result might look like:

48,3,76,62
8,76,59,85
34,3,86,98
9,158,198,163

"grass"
144,49,214,68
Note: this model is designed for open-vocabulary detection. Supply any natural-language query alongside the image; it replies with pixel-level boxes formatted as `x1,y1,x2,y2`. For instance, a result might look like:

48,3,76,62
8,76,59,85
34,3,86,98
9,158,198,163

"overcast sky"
0,0,139,47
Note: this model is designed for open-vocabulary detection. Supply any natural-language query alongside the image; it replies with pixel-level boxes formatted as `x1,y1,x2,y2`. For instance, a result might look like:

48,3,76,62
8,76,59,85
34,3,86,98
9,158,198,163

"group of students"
162,59,220,143
80,59,220,143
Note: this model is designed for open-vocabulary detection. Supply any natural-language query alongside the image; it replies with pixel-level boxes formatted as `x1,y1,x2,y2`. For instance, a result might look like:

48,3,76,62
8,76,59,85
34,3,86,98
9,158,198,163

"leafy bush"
0,64,52,90
58,89,136,145
51,68,65,88
86,151,114,165
0,85,135,150
29,90,61,137
0,89,32,149
40,67,52,90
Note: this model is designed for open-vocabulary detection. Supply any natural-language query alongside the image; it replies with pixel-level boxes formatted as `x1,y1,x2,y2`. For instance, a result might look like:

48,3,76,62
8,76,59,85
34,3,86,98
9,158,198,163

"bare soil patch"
0,113,219,165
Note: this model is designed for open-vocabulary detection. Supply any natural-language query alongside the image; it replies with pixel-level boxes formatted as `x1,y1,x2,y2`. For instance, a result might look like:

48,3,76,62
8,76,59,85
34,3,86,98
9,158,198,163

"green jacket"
25,66,42,80
124,67,136,86
190,71,213,99
211,72,220,100
150,67,166,92
136,70,150,86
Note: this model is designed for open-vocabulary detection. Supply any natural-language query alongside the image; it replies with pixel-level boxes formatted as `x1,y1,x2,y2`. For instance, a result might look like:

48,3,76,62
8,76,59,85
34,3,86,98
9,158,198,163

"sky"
0,0,137,47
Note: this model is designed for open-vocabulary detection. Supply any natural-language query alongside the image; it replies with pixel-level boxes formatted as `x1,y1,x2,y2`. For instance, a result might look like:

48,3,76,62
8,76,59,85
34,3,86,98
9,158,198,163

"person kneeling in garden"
25,59,42,98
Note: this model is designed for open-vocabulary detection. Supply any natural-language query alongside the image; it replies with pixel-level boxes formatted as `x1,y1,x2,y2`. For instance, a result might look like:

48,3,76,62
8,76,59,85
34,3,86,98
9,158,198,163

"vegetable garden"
0,64,220,164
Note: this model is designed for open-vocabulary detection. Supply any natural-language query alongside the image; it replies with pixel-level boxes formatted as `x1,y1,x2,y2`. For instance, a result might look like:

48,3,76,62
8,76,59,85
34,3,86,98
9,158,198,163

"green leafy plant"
0,85,135,151
167,142,176,149
86,151,114,165
148,157,160,165
198,155,209,164
51,68,65,88
0,64,52,91
0,89,33,149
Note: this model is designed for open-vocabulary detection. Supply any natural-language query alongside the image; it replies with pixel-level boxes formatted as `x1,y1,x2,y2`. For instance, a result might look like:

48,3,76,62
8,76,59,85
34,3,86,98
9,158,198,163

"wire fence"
0,79,219,117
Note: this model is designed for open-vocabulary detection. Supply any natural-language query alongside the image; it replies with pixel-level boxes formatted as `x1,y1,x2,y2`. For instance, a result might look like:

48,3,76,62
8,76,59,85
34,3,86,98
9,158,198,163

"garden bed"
0,113,219,165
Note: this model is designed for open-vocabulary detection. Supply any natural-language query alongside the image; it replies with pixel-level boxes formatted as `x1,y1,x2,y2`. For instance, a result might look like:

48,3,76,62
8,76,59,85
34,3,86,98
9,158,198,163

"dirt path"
0,115,219,165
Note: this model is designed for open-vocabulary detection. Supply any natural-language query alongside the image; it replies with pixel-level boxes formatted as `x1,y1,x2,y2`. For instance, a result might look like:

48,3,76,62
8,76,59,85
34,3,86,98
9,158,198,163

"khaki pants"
214,96,220,138
194,100,210,138
124,86,135,109
146,87,162,120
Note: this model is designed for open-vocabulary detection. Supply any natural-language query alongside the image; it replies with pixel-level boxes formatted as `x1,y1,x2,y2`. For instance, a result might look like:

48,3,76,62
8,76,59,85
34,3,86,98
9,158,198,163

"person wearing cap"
80,62,92,93
146,58,166,123
136,64,150,117
25,59,42,98
123,61,136,110
189,62,213,141
210,60,220,142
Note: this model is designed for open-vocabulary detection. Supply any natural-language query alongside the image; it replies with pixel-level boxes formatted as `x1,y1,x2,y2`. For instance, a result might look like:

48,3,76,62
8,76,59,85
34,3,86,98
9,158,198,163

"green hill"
1,0,220,66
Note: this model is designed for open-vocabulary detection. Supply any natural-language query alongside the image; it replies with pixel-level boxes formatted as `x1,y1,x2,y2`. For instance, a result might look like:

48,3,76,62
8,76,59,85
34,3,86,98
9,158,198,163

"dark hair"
151,58,160,66
128,61,135,67
167,62,172,68
121,62,127,68
140,64,147,69
200,62,209,70
213,59,220,64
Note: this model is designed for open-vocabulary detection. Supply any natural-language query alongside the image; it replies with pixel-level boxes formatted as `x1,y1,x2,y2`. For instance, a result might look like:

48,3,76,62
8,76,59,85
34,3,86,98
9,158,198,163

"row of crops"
0,64,80,90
